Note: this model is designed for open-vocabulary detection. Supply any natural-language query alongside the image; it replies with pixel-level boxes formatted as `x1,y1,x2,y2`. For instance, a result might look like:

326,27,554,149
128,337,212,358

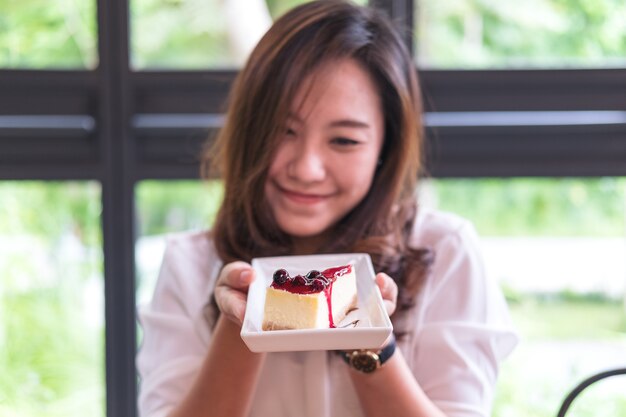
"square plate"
240,253,393,352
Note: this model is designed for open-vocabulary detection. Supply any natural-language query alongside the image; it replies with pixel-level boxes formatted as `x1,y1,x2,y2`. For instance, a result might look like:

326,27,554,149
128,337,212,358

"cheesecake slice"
262,265,358,331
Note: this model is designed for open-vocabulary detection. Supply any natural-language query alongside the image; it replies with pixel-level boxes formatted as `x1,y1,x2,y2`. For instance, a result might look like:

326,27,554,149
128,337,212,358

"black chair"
557,367,626,417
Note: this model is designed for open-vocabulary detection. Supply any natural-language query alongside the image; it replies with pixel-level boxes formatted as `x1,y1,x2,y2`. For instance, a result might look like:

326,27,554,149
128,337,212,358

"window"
131,0,368,69
0,181,104,417
2,1,625,416
415,0,626,69
0,1,98,69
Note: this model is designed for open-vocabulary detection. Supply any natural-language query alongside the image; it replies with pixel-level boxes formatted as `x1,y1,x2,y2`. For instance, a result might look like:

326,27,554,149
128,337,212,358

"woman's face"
265,58,384,251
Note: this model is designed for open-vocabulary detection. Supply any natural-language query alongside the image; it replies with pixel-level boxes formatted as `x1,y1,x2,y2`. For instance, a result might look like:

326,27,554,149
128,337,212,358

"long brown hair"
202,0,433,328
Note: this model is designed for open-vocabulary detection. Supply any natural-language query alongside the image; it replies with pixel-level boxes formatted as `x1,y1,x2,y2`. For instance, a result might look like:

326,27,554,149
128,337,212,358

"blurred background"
1,0,625,416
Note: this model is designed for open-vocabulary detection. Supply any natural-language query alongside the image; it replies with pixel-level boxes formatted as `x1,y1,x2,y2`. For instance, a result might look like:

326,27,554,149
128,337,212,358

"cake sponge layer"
262,288,328,330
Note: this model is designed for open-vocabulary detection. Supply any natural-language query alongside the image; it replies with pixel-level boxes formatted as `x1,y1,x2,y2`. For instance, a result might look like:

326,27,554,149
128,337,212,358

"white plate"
240,253,393,352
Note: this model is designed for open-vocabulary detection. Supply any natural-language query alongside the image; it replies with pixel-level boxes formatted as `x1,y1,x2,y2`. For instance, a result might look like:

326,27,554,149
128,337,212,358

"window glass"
135,180,223,307
0,181,104,417
0,0,97,69
425,177,626,417
415,0,626,69
131,0,368,69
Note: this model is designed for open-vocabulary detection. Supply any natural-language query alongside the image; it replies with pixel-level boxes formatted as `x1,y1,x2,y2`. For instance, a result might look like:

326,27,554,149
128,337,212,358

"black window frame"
1,0,625,416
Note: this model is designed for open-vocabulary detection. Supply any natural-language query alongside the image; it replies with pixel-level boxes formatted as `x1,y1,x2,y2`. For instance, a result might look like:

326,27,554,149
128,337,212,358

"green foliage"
0,181,104,417
0,0,97,68
131,0,231,68
135,180,224,236
266,0,315,19
493,297,626,417
10,0,623,70
0,181,102,247
511,297,626,340
130,0,369,68
0,289,104,417
417,0,626,67
430,177,626,237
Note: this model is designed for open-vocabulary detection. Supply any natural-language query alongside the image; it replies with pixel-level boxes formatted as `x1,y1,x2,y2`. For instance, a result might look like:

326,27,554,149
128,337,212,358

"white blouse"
137,209,519,417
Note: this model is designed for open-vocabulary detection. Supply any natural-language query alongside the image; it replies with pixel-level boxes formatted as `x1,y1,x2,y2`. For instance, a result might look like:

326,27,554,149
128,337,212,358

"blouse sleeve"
411,220,519,417
136,233,220,417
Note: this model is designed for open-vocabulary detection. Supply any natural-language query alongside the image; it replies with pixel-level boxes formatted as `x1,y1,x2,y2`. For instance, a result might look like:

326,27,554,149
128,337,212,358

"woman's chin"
278,223,333,251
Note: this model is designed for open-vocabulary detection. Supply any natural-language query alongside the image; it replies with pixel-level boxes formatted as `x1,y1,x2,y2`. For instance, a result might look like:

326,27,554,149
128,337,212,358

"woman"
137,2,518,416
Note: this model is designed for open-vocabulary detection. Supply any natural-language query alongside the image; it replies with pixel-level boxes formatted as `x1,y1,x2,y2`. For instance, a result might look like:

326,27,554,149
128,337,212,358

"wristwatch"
337,335,396,373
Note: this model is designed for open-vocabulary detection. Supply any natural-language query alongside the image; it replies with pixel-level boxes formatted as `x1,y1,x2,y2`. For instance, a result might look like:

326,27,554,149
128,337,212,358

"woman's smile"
276,183,335,205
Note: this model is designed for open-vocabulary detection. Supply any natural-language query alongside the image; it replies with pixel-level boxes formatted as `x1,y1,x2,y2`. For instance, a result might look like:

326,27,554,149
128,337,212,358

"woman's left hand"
375,272,398,317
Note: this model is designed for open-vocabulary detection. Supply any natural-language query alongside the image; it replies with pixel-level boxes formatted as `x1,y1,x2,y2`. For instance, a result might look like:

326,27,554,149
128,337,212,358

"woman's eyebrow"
328,119,371,129
287,113,370,130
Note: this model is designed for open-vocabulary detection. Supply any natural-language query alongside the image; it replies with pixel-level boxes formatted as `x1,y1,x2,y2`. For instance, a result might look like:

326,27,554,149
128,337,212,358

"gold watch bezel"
349,350,381,373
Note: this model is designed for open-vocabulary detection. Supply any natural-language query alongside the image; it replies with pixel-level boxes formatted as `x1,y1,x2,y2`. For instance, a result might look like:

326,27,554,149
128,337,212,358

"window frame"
0,0,625,416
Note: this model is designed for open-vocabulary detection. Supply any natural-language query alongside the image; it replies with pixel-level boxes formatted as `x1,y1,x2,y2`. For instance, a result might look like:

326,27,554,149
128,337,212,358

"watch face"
350,352,380,373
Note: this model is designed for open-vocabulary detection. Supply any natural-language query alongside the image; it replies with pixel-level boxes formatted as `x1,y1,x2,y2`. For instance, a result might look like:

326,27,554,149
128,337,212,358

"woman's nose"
288,142,326,183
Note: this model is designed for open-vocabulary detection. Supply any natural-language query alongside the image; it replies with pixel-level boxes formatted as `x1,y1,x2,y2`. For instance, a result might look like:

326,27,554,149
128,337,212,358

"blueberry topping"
273,269,289,285
305,270,321,280
311,278,327,292
293,275,307,286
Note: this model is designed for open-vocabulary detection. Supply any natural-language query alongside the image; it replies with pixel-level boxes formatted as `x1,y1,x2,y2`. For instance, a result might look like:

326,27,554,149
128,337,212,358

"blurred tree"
3,0,621,69
0,182,101,246
0,0,96,68
430,178,626,236
135,180,223,236
416,0,626,68
0,182,104,417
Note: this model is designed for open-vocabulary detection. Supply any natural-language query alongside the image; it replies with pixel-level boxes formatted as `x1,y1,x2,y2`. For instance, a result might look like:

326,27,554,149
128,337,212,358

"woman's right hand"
214,261,256,326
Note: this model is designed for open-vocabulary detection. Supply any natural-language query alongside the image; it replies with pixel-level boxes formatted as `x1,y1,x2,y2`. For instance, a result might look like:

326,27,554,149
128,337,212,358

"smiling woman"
136,3,517,417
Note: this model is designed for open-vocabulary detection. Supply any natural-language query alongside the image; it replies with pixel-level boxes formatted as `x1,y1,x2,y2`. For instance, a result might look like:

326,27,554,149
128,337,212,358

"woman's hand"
375,272,398,317
214,261,256,326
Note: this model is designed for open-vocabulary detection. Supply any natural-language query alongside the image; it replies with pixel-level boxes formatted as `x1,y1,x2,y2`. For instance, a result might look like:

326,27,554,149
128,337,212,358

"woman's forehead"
288,58,383,124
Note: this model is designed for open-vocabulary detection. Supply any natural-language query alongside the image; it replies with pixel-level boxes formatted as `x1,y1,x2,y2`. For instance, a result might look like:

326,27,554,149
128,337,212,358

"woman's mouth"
278,186,330,205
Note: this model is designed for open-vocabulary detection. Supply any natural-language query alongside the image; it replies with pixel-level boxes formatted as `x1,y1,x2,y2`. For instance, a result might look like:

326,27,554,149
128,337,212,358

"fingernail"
240,270,252,284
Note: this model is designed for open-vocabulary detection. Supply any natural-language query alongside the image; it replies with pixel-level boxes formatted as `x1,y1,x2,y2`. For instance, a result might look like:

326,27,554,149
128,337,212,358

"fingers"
215,261,256,326
215,287,248,325
217,261,255,291
376,273,398,317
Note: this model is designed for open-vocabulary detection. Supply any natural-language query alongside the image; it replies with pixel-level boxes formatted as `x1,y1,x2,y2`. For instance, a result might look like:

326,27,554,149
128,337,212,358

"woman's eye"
332,137,359,146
